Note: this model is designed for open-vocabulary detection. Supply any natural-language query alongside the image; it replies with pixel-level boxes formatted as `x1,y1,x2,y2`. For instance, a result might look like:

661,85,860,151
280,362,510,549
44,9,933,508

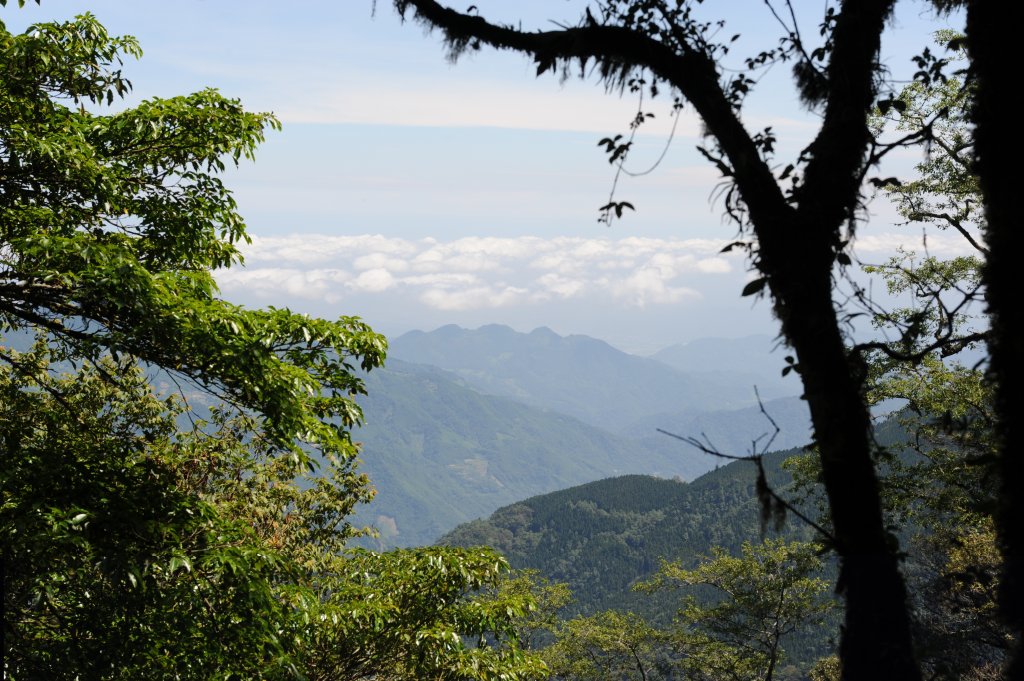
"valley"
349,325,811,547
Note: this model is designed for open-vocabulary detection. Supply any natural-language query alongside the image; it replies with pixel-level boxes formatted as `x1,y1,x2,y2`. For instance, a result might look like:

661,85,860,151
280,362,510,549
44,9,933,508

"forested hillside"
440,449,840,671
441,448,814,616
350,359,704,546
350,358,811,547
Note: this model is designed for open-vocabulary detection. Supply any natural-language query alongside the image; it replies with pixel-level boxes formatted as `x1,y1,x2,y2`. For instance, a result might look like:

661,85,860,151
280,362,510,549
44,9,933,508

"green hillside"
438,449,845,669
349,360,720,548
439,448,819,618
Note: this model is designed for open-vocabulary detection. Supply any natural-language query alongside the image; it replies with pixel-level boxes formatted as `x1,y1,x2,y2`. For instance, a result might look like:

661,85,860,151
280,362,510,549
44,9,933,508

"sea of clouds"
217,235,738,311
215,232,978,313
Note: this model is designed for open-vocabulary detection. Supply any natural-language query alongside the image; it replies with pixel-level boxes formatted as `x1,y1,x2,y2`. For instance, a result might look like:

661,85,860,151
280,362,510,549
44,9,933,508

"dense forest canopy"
0,9,545,679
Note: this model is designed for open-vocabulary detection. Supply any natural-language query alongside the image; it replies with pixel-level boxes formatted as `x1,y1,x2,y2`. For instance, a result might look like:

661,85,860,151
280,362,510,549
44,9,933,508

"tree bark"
762,220,918,679
964,3,1024,679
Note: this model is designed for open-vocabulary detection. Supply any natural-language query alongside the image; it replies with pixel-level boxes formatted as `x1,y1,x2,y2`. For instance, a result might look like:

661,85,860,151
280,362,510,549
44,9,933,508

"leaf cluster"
1,14,386,463
2,12,543,681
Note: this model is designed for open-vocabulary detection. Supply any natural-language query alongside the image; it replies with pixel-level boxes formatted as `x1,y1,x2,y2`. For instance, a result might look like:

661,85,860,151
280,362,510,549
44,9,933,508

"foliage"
1,339,551,680
1,11,545,680
1,344,296,678
808,655,840,681
295,547,549,681
859,33,1006,679
0,11,387,462
784,31,1007,675
543,610,670,681
639,539,834,681
874,31,981,251
861,32,985,369
491,569,575,650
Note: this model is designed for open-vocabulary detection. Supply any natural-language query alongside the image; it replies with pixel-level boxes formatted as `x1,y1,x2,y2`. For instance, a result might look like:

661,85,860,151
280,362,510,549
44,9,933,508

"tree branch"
796,0,897,233
908,210,988,254
393,0,793,232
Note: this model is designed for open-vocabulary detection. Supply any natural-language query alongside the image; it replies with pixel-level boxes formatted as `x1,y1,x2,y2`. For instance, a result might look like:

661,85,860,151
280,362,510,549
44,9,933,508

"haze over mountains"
388,324,795,433
1,324,811,549
350,325,811,547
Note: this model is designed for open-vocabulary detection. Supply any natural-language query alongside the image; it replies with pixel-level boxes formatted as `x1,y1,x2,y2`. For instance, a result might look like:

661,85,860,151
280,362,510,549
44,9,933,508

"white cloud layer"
220,234,740,310
218,231,979,312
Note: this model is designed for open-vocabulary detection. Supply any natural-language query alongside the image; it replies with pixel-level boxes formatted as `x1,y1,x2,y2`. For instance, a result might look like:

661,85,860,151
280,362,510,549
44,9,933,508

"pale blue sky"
2,1,968,352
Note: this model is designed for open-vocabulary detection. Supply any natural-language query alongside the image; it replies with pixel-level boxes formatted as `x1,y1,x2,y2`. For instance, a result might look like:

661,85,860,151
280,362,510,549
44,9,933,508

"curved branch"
908,210,988,254
394,0,792,230
855,330,990,363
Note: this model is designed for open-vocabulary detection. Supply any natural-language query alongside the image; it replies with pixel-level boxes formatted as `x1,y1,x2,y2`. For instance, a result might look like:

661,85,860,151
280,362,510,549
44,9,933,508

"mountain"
7,326,812,550
437,416,922,667
438,449,838,667
649,334,782,373
349,359,719,548
438,447,815,618
625,394,812,456
389,325,795,433
349,360,814,548
649,333,796,394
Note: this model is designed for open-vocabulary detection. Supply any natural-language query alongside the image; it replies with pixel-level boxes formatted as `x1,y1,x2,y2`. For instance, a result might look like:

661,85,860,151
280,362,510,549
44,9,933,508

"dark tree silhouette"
964,1,1024,677
391,1,927,678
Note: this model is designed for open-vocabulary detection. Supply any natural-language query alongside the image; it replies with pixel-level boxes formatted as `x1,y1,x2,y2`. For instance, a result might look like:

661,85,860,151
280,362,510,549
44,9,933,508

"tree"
1,341,550,679
1,344,298,678
959,2,1024,677
389,1,934,676
0,10,384,665
1,11,547,680
492,569,575,651
0,10,386,458
289,547,548,681
852,33,1008,678
543,610,669,681
639,539,834,681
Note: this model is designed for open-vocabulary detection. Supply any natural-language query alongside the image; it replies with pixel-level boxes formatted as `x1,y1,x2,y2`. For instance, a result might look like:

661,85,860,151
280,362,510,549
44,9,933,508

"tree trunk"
761,219,919,679
964,3,1024,679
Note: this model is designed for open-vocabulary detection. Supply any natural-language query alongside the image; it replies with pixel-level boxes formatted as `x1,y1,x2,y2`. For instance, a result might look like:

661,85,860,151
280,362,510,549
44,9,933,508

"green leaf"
741,277,768,297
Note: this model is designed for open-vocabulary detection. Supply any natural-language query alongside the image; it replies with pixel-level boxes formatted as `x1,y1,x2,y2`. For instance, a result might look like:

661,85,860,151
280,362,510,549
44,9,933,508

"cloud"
613,268,701,307
218,231,959,312
351,268,397,293
420,285,530,311
852,232,982,259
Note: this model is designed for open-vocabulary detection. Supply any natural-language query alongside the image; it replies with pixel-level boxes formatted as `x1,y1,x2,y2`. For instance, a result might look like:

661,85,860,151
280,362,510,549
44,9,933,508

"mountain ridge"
389,324,797,433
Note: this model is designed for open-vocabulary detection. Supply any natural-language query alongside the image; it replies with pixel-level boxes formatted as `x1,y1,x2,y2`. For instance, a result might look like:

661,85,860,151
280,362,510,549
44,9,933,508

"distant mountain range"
649,334,788,377
350,359,700,547
388,325,797,434
3,324,813,549
348,325,810,547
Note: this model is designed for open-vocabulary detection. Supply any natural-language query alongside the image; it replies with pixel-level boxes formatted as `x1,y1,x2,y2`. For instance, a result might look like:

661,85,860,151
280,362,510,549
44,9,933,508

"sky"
2,1,971,354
